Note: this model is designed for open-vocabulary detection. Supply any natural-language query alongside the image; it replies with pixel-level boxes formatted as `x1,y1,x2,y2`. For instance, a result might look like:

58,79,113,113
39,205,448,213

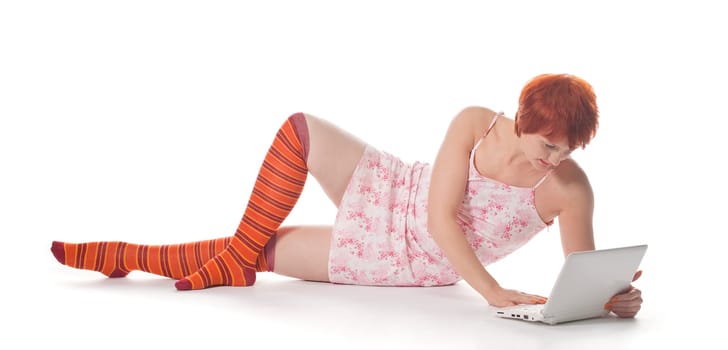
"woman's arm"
428,107,546,307
556,166,643,317
554,163,596,256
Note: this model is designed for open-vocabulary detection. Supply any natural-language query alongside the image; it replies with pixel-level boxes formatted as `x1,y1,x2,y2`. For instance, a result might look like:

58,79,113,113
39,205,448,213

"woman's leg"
51,113,364,285
303,113,367,207
176,113,367,290
50,237,277,279
265,115,366,282
269,225,332,282
50,238,231,279
175,114,308,289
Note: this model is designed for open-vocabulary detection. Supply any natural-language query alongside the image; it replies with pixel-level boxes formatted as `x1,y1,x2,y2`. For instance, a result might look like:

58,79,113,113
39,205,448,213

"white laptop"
493,244,647,325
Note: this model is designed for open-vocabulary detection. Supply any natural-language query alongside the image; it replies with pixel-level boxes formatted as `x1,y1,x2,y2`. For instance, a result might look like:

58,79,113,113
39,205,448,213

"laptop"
493,244,647,325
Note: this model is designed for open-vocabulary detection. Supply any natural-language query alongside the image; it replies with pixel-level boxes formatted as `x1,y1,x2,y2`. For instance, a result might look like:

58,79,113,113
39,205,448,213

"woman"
51,73,643,318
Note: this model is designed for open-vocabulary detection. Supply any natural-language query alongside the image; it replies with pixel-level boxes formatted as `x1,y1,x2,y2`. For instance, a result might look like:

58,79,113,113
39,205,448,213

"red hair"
514,74,599,149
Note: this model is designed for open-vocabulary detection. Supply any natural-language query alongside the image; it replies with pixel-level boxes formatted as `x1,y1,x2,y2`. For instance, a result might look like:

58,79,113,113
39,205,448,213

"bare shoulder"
450,106,499,141
550,158,594,206
454,105,498,123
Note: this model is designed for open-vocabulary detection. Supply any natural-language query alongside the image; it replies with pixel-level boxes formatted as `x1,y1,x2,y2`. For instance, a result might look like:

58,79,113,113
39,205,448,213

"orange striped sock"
255,234,277,273
50,238,232,279
50,237,276,278
175,113,308,290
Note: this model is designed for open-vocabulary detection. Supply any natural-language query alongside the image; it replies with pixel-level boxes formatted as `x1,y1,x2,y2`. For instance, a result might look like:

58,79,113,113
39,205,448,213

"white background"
1,1,725,349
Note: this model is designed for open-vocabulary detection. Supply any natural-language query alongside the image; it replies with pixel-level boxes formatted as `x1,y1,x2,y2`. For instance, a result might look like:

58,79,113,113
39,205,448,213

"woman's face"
520,133,574,171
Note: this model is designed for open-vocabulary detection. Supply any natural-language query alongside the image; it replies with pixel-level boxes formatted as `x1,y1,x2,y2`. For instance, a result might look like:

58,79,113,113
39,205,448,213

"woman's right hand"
483,286,548,307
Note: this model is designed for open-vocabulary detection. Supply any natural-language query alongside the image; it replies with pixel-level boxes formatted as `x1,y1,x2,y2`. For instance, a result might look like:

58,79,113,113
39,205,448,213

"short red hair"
514,74,599,149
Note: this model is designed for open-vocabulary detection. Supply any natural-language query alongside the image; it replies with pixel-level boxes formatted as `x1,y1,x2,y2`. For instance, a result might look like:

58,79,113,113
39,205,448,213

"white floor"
0,240,714,350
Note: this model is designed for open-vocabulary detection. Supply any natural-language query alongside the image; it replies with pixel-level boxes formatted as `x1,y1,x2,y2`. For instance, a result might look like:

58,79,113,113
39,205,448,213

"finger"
606,289,641,311
613,310,639,318
524,294,548,304
610,287,641,303
610,295,643,313
612,295,643,308
611,304,641,318
632,270,643,282
623,288,642,301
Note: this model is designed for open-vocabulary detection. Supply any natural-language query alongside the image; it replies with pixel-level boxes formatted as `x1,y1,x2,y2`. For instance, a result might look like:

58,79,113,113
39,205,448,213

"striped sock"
50,236,276,278
50,238,232,279
175,113,308,290
255,234,277,273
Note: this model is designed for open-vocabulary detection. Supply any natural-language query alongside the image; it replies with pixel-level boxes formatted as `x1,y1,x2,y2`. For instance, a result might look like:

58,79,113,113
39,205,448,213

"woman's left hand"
604,270,643,318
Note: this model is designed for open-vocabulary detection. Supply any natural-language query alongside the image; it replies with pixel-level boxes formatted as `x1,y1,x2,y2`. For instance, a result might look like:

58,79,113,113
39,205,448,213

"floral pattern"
328,142,548,287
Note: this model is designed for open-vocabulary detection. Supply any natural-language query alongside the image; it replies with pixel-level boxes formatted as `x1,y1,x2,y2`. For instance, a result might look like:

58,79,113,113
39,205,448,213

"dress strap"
472,111,503,151
533,170,553,189
486,111,501,133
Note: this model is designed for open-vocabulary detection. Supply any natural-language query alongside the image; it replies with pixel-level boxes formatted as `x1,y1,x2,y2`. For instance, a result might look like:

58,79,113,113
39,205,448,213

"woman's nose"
548,153,562,167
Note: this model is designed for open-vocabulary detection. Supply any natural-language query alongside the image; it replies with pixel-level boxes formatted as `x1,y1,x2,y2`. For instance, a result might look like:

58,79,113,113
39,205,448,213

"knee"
288,113,310,161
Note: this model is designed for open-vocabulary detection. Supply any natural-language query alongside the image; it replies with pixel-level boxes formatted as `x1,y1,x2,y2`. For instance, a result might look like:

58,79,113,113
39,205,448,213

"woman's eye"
545,143,556,149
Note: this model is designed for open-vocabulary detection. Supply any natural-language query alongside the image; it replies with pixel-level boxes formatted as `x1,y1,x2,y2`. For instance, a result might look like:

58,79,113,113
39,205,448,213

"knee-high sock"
175,113,308,290
50,236,276,278
50,238,232,279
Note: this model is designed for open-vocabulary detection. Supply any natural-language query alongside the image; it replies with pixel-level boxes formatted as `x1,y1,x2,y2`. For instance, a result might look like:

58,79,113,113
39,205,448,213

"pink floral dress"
328,113,550,286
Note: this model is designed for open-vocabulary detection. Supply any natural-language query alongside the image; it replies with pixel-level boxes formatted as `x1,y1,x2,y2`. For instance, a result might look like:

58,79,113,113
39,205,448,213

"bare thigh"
304,113,367,207
271,115,366,282
273,225,333,282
